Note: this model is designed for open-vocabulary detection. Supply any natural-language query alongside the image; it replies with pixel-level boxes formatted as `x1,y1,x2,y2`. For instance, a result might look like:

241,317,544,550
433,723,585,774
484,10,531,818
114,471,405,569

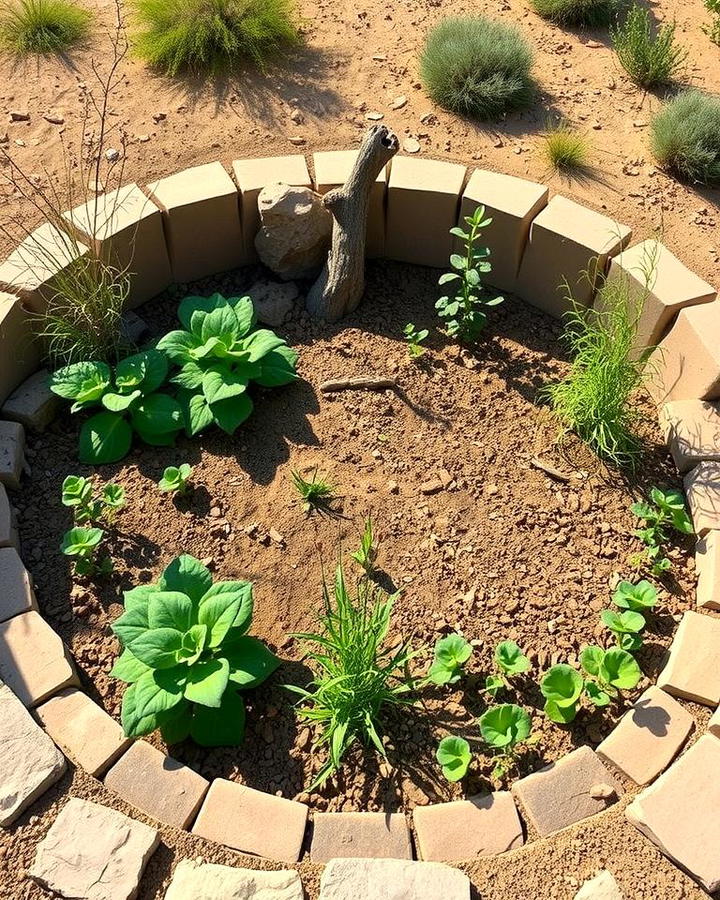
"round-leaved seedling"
428,633,473,685
613,579,658,611
540,663,584,723
436,735,472,782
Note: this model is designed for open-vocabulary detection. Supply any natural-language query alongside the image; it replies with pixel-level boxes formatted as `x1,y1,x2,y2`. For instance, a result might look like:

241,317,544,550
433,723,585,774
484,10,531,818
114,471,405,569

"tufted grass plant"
419,16,535,121
0,0,91,54
611,4,687,88
130,0,299,76
530,0,622,27
651,91,720,185
705,0,720,44
543,123,590,172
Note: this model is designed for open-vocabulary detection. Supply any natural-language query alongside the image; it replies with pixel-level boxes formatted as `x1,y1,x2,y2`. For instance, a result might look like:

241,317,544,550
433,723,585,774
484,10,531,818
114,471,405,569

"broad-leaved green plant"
485,639,531,696
61,525,111,576
159,463,193,495
436,735,472,782
631,487,693,574
427,633,473,685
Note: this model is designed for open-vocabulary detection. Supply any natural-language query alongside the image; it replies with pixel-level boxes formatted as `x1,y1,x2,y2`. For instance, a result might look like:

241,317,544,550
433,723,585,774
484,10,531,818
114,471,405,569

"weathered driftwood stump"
306,124,399,321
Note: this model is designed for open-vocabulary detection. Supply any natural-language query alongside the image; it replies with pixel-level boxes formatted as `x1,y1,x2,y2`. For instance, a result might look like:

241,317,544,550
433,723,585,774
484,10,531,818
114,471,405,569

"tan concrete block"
0,681,65,827
1,369,59,432
0,611,78,707
710,706,720,737
192,778,308,862
511,746,622,837
313,149,387,258
660,399,720,473
232,155,311,263
596,686,693,785
684,460,720,535
63,184,172,309
658,609,720,705
696,532,720,610
319,858,471,900
0,484,19,550
385,156,467,268
165,859,304,900
605,240,716,351
648,301,720,404
310,811,411,862
626,734,720,893
456,169,548,293
146,162,243,283
516,196,632,317
0,223,89,315
413,792,524,861
0,293,42,405
0,419,24,490
104,739,208,829
0,547,36,623
35,688,131,777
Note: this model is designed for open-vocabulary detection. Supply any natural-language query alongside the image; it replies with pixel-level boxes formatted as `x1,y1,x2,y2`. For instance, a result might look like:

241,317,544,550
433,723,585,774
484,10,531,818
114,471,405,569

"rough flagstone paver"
0,419,25,490
164,859,304,900
104,739,208,829
0,681,65,826
0,610,78,706
318,858,471,900
311,811,412,862
0,292,42,405
0,546,36,622
596,687,693,785
626,734,720,893
657,610,720,705
573,870,623,899
684,460,720,535
0,483,19,550
696,531,720,610
1,369,59,431
648,300,720,403
660,399,720,473
35,688,131,776
30,797,159,900
412,792,523,861
192,778,308,863
511,746,622,837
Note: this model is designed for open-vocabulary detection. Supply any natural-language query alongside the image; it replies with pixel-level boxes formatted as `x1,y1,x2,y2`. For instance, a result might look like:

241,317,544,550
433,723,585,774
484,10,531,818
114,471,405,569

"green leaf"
157,330,202,364
544,699,578,724
79,412,133,464
159,555,212,604
134,666,186,718
438,272,460,284
449,253,466,270
123,584,158,616
50,361,111,406
114,353,146,391
198,581,252,646
495,640,530,675
189,690,246,746
179,390,215,436
585,681,611,707
479,703,531,750
128,627,184,669
243,329,286,363
434,633,472,668
112,607,150,646
601,609,645,634
540,664,584,707
102,390,141,412
172,361,205,390
130,393,183,437
201,305,240,345
178,623,208,664
580,646,605,678
210,393,254,435
60,526,103,555
136,350,168,393
231,296,256,336
613,579,658,611
147,591,194,632
600,648,642,690
110,648,151,683
225,634,280,689
254,345,298,387
178,294,228,332
202,367,248,405
436,735,471,782
120,683,161,737
159,701,193,744
485,673,505,697
427,661,457,686
184,658,230,708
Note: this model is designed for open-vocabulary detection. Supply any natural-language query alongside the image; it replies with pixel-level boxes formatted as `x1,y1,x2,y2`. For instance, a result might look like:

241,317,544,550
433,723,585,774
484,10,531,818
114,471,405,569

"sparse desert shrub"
611,4,687,88
651,91,720,185
130,0,299,76
0,0,91,54
530,0,622,27
705,0,720,44
543,123,590,172
419,16,535,121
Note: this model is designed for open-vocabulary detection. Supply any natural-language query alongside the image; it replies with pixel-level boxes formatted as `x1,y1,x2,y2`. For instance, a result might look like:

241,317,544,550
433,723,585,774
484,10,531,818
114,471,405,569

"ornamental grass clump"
0,0,91,54
651,91,720,185
611,4,687,89
131,0,299,76
530,0,622,27
419,16,535,121
543,123,590,173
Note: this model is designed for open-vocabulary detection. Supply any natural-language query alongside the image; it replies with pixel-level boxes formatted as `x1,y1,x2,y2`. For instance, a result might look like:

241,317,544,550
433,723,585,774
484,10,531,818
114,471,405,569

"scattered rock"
137,134,150,142
42,113,64,125
366,112,384,121
420,478,444,495
589,782,616,800
391,95,408,110
152,112,166,123
248,279,299,326
288,136,306,145
403,138,421,153
290,108,304,124
105,148,120,161
574,871,623,900
8,110,29,122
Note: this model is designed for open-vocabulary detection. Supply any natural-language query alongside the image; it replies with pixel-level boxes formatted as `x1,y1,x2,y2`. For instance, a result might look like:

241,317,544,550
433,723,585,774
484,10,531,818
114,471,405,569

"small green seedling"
485,639,531,696
479,702,532,780
290,468,336,515
436,735,472,782
403,323,429,359
580,646,642,707
350,518,377,574
60,526,111,576
613,579,658,612
601,609,646,651
159,463,193,495
428,633,473,685
631,487,693,575
540,663,585,724
101,483,126,521
62,475,125,524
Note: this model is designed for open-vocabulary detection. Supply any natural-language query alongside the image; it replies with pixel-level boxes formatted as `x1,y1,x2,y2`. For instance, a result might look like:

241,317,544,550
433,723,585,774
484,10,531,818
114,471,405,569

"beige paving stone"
0,292,42,405
0,546,36,622
413,792,523,861
0,681,65,826
30,797,159,900
648,300,720,403
709,706,720,737
515,196,631,318
313,149,387,258
0,419,25,490
511,746,622,837
63,184,172,309
456,169,548,293
0,223,89,315
319,858,471,900
626,734,720,893
384,156,467,268
164,858,304,900
311,811,412,862
0,610,78,706
35,688,131,777
192,778,308,862
232,155,311,263
684,460,720,535
595,687,693,785
605,239,716,351
146,162,244,283
104,739,208,829
660,399,720,473
695,531,720,610
1,369,59,431
573,870,623,900
0,483,19,550
657,609,720,705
